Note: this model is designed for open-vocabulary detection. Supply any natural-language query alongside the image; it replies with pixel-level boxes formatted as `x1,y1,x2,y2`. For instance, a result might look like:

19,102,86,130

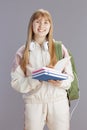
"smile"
38,29,46,32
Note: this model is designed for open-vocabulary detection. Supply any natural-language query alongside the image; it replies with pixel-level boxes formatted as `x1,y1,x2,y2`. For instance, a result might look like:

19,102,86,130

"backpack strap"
54,41,63,60
68,50,77,74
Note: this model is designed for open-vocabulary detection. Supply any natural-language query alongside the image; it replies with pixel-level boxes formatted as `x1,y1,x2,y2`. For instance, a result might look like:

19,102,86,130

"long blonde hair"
20,9,57,74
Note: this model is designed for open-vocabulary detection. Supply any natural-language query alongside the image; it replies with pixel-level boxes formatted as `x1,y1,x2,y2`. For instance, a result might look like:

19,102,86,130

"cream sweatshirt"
11,41,74,103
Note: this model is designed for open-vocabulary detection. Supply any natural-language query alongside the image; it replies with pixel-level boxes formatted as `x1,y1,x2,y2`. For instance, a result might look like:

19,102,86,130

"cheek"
47,24,51,30
47,26,50,32
32,24,37,33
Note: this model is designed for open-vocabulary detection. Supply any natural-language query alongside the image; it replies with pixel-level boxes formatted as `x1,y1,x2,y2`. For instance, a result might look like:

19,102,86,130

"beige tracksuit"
11,41,74,130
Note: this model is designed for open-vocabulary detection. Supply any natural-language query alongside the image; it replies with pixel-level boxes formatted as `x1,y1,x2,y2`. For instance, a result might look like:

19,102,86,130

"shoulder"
61,43,69,57
11,44,25,72
16,44,25,58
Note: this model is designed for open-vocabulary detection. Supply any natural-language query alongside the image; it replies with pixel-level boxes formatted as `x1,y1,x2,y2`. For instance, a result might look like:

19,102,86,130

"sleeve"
59,44,74,90
11,46,41,93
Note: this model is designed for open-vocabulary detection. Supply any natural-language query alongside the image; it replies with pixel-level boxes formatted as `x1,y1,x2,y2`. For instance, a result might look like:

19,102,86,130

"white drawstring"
70,91,80,120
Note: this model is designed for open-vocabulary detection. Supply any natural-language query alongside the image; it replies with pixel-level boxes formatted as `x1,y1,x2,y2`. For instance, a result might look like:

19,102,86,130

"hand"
46,65,54,68
48,80,62,86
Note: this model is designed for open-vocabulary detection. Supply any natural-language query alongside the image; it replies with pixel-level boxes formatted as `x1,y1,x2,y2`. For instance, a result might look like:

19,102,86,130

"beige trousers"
24,99,70,130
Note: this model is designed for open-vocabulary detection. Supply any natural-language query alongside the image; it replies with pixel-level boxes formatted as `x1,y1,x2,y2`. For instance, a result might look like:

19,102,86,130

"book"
32,67,68,81
32,57,70,81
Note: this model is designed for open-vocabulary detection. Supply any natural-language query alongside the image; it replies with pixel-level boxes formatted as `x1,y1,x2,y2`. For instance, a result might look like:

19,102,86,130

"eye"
44,21,49,24
36,20,39,23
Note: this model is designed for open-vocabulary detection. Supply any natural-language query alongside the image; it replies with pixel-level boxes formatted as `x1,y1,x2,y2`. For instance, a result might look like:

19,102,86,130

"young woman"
11,9,74,130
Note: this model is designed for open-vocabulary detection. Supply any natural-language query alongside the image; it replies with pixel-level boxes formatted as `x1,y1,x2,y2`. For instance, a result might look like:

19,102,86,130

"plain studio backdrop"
0,0,86,130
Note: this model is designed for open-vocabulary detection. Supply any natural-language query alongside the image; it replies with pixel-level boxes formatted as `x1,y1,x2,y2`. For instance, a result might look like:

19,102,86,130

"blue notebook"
32,67,68,81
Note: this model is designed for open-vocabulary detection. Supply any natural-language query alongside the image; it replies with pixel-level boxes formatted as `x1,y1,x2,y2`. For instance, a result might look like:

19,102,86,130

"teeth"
39,30,44,31
38,29,45,32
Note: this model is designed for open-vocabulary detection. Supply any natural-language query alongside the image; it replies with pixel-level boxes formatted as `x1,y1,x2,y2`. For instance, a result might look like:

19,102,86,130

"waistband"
23,95,68,104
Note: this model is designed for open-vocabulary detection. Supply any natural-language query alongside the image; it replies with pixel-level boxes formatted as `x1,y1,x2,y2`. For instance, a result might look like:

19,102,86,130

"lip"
38,29,46,32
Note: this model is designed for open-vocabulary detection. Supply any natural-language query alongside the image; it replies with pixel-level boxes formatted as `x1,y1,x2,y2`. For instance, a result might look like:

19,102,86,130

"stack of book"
32,67,68,81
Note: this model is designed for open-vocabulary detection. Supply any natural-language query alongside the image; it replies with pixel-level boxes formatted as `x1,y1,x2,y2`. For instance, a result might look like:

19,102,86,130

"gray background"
0,0,86,130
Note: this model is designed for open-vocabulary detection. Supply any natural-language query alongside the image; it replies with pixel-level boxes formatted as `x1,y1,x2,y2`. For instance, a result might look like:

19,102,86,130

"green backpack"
54,41,79,102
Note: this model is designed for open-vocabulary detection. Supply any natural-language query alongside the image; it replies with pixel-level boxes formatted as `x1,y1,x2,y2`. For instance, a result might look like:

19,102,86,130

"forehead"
35,17,49,21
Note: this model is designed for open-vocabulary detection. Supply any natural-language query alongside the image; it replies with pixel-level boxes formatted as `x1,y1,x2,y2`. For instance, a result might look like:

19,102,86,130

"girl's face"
32,17,51,39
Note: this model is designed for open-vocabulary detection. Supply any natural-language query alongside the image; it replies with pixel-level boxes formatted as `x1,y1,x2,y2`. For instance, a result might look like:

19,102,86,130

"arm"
11,46,41,93
59,44,74,90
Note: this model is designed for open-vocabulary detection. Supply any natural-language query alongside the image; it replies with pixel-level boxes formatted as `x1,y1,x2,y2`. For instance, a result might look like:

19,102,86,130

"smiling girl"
11,9,73,130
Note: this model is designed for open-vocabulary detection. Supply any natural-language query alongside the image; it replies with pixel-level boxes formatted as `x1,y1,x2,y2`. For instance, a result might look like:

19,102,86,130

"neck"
34,36,46,45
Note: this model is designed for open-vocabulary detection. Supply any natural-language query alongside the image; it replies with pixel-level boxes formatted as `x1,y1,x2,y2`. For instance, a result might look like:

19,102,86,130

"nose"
39,21,44,27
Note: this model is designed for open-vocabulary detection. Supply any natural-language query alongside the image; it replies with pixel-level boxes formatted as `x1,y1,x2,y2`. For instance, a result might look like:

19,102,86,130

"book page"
54,56,71,72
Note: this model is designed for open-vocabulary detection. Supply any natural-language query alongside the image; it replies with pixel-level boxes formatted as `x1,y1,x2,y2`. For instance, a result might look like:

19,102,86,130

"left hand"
48,80,62,86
